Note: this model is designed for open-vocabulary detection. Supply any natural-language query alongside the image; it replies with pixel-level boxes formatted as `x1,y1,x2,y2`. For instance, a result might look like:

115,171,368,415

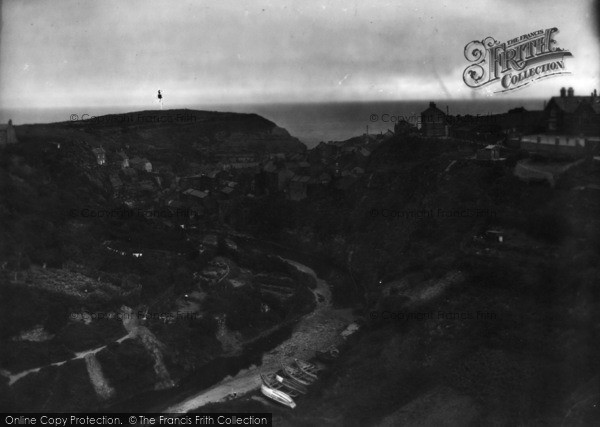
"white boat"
261,373,301,397
260,383,296,409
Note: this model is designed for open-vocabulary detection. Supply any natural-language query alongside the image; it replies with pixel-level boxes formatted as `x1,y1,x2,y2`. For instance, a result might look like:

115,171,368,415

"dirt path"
4,330,131,386
165,259,355,413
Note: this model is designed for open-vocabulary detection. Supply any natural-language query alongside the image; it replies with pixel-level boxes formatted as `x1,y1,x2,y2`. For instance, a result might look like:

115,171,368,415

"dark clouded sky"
1,0,598,109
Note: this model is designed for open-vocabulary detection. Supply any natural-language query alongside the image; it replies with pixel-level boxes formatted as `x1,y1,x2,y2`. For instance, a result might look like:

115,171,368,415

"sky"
0,0,598,110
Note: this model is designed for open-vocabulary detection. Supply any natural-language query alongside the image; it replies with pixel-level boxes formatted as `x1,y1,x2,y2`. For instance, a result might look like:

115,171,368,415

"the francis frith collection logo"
463,27,573,93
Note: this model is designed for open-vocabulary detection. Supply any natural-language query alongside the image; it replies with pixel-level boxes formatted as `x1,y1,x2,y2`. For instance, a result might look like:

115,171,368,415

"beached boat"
280,361,316,386
294,358,319,379
276,366,310,389
261,373,301,397
260,383,296,409
315,348,339,364
275,373,308,394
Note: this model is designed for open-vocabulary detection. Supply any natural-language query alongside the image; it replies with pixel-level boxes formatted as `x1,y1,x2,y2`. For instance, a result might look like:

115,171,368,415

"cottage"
117,151,129,168
421,102,448,137
220,186,236,199
130,157,152,172
394,119,416,135
262,161,294,193
183,188,208,199
91,147,106,165
183,188,209,206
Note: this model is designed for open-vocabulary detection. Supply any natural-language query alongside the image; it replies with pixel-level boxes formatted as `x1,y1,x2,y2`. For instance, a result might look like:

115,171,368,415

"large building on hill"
420,102,447,137
0,120,19,146
544,87,600,136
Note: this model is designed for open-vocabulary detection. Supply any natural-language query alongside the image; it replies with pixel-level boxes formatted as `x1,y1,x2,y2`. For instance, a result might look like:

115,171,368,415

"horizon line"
1,97,549,110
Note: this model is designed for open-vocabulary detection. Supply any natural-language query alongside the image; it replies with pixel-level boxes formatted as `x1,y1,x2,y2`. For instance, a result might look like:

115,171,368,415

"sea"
0,99,546,149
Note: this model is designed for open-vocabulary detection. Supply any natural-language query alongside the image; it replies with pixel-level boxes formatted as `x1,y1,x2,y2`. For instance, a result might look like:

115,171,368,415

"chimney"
567,87,574,97
560,87,566,97
430,101,436,108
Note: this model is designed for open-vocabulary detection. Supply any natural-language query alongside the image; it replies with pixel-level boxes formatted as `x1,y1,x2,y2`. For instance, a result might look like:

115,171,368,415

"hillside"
0,110,314,412
225,134,600,425
16,109,306,153
2,119,599,423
